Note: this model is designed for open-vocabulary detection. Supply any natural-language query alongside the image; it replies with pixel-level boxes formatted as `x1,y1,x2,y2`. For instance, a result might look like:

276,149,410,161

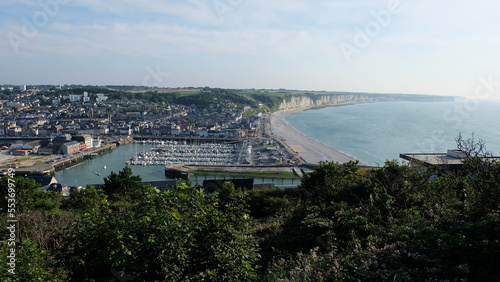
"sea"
285,99,500,166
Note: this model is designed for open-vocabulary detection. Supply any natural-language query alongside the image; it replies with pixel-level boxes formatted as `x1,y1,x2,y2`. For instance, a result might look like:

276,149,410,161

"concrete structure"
38,147,54,155
26,176,58,190
117,127,132,135
202,179,254,193
6,102,24,108
61,141,80,154
93,180,177,192
143,180,177,191
22,140,41,153
68,95,82,102
96,93,108,102
72,134,93,149
13,150,30,156
400,149,500,170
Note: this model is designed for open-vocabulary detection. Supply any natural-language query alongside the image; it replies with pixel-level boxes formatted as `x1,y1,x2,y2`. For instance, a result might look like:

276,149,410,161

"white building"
69,95,82,102
96,93,108,103
197,128,209,137
171,126,181,136
6,102,24,108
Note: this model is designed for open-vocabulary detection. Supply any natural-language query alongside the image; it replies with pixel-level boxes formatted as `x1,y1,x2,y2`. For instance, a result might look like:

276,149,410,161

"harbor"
53,142,302,187
126,142,242,166
0,135,303,187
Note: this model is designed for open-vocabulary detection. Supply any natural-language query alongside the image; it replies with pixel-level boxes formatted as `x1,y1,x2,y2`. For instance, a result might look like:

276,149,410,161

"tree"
63,185,108,212
0,240,69,281
102,166,143,201
299,160,371,205
61,184,260,281
267,156,500,281
0,177,61,213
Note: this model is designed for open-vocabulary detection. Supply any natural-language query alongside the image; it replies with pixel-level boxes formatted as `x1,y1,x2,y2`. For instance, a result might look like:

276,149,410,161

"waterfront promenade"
270,108,363,165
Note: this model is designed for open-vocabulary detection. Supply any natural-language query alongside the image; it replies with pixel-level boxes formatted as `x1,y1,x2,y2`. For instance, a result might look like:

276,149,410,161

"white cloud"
1,0,499,94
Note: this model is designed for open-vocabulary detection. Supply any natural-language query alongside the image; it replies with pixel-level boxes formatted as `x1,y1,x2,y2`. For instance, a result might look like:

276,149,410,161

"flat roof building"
400,149,500,170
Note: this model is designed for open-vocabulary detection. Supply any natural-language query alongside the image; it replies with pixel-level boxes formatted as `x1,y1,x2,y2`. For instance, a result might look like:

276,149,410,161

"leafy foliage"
0,240,69,281
102,166,143,201
0,177,61,213
265,160,500,281
60,184,259,281
175,88,258,108
62,185,108,212
2,150,499,280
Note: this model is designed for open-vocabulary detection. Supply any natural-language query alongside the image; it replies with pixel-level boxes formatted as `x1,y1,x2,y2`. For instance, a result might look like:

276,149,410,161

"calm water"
286,100,500,166
55,143,299,187
55,143,168,186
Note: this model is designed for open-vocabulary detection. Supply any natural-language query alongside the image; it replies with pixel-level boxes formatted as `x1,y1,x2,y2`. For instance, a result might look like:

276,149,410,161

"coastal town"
0,85,310,183
0,84,458,193
3,1,498,280
0,85,265,141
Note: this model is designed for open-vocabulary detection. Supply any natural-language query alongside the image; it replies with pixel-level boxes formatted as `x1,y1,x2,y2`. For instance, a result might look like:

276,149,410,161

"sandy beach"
270,107,365,165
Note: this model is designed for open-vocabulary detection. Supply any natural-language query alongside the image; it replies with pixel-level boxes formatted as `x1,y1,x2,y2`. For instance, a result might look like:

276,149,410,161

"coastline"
270,105,367,166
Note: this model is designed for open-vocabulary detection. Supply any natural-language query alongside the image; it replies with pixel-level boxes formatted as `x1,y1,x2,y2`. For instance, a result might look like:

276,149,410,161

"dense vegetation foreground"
1,157,500,281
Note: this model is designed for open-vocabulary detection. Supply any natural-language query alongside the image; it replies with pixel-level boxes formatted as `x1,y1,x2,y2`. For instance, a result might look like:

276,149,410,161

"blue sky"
1,0,499,96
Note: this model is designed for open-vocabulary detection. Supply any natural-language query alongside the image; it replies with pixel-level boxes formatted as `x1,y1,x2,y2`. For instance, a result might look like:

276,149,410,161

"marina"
53,142,300,187
126,142,242,166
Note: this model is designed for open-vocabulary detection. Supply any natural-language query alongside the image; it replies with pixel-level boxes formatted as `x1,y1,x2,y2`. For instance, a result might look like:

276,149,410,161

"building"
196,128,209,137
117,127,132,135
69,95,82,102
52,134,72,153
26,176,58,190
46,183,64,193
61,141,80,154
13,150,30,156
96,93,108,103
72,134,93,149
143,180,177,191
22,140,42,153
400,149,500,171
38,147,54,155
93,180,177,192
83,92,90,103
202,179,254,193
7,127,22,136
6,102,24,108
170,126,181,136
